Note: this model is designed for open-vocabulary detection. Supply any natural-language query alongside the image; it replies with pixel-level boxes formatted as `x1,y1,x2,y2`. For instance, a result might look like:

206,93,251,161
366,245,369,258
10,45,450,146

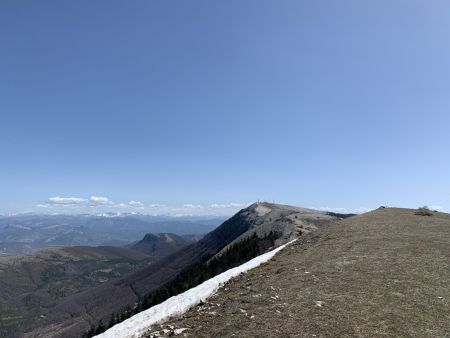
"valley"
0,232,194,337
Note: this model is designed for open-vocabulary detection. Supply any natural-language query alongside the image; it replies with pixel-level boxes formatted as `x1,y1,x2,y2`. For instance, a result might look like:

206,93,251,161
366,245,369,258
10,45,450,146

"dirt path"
143,208,450,337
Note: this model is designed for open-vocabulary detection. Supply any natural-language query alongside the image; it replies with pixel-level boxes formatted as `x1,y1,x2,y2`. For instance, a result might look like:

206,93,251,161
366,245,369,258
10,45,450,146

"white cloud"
89,196,112,205
181,203,245,211
148,203,166,208
312,206,373,214
142,202,248,216
39,195,112,208
314,206,349,213
37,197,248,216
183,204,203,209
48,196,88,205
354,207,374,213
36,203,52,208
210,203,245,209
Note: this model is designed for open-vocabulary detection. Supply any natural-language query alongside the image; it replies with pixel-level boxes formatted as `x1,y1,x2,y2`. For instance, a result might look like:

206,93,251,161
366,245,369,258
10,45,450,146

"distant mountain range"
0,214,223,256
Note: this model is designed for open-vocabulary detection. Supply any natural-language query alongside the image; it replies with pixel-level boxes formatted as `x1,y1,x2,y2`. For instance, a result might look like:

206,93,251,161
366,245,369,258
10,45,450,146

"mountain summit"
128,233,192,257
138,207,450,337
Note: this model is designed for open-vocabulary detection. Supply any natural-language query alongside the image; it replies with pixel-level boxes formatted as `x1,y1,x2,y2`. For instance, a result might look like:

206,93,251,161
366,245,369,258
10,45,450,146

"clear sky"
1,1,449,215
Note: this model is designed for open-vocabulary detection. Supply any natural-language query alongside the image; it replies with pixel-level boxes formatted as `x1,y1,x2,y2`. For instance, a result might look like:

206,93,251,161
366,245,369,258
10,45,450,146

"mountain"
128,233,193,257
0,246,151,338
23,203,344,338
134,207,450,338
0,230,197,338
0,214,222,256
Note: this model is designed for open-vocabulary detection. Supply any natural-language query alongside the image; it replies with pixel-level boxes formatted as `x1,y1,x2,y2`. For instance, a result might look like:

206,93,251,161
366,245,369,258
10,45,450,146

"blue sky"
1,1,449,215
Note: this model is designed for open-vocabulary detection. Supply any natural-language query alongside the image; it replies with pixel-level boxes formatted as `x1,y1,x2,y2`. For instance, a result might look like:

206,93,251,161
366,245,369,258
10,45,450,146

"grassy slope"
0,246,151,338
146,208,450,337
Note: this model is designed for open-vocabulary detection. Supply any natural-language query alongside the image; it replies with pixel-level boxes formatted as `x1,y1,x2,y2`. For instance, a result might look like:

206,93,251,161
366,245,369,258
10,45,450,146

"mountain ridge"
127,233,193,257
24,202,344,338
139,207,450,337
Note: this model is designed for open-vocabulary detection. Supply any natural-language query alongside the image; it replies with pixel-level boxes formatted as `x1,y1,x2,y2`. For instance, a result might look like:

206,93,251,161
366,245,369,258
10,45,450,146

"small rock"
174,328,188,335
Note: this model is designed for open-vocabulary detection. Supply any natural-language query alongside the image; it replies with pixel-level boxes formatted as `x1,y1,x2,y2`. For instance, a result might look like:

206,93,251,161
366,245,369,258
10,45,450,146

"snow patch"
95,240,295,338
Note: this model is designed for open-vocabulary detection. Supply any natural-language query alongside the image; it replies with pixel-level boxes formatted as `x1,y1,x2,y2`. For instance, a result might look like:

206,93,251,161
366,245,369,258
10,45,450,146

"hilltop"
128,233,193,257
139,207,450,337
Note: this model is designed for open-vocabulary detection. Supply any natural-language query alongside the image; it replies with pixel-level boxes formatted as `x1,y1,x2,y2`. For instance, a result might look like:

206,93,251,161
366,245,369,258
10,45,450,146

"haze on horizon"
1,1,449,215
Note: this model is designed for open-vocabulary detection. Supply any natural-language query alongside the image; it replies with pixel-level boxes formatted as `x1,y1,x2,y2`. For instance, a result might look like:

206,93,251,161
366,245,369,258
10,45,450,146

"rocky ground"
142,208,450,338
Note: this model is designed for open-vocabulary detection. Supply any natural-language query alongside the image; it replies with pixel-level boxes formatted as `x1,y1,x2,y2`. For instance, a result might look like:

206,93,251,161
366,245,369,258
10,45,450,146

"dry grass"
144,208,450,338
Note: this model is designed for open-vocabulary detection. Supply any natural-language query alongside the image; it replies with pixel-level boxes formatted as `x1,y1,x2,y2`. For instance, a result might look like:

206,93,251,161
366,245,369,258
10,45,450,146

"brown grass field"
144,208,450,337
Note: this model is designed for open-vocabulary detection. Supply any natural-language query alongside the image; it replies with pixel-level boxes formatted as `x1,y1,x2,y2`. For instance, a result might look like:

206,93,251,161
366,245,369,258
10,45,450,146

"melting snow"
95,240,295,338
